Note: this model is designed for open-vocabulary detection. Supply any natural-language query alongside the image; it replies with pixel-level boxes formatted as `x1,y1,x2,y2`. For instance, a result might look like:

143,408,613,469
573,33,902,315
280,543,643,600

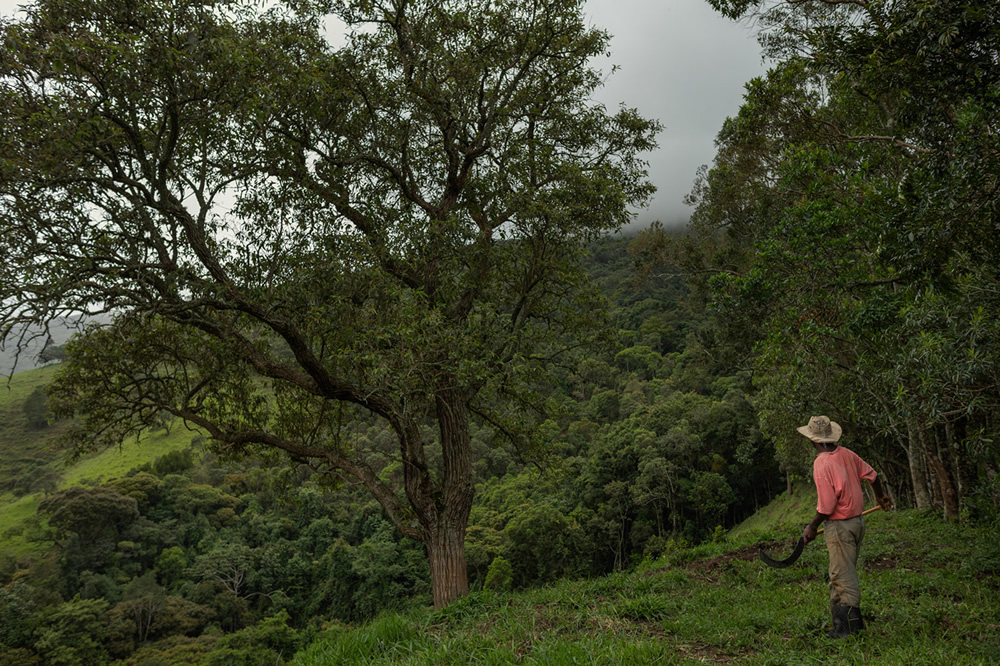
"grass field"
0,493,44,558
58,425,200,487
292,505,1000,665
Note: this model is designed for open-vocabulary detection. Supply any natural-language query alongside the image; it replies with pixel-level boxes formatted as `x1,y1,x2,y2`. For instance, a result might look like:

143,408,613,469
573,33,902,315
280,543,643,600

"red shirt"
813,446,877,520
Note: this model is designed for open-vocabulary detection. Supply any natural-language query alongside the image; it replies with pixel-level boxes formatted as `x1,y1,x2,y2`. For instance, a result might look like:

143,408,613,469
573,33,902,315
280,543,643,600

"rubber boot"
827,604,850,638
845,606,865,636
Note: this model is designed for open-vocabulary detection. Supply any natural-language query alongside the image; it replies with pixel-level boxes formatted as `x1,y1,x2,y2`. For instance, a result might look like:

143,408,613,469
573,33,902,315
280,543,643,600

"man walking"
798,416,892,638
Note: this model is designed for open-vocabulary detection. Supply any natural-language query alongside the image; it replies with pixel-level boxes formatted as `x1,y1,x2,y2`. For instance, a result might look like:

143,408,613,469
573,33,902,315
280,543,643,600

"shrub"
483,556,513,592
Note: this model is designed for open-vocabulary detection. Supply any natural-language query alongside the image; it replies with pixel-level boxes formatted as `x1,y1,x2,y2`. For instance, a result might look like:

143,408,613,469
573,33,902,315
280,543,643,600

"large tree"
0,0,659,607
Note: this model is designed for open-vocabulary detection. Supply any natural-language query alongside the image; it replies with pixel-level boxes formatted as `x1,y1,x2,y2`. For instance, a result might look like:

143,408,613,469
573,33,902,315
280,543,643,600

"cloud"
586,0,766,230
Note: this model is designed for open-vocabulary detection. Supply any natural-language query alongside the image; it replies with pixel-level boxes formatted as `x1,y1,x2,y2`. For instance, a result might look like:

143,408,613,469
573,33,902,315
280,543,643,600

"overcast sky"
586,0,766,229
1,0,767,230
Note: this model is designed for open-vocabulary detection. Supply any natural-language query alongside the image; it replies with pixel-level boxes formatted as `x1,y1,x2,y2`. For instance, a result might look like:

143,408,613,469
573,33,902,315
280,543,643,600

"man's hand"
802,524,818,544
872,478,892,511
803,511,828,544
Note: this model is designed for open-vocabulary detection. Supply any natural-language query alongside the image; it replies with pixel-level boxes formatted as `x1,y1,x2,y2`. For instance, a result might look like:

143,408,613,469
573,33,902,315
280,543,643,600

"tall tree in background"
649,0,1000,516
0,0,659,607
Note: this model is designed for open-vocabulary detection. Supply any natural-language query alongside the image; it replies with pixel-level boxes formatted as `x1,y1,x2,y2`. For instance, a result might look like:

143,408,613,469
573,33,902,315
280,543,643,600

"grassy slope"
293,498,1000,665
0,366,63,557
726,482,818,542
0,365,67,469
0,366,196,558
58,426,200,487
0,494,43,557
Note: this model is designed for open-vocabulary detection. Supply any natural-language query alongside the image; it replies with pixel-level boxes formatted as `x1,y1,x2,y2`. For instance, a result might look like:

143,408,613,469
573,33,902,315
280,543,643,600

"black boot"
845,606,865,636
827,604,850,638
828,604,865,638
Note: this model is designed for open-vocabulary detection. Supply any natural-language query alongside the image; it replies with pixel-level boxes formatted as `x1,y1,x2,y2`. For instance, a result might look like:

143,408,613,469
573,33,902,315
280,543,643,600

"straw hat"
796,415,842,443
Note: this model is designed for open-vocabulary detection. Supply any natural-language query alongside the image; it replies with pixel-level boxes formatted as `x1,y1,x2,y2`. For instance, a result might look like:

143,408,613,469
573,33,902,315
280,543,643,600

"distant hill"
0,365,196,557
0,317,85,375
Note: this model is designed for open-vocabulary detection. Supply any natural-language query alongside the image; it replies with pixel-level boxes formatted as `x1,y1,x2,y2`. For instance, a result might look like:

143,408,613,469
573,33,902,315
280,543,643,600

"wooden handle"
815,505,882,535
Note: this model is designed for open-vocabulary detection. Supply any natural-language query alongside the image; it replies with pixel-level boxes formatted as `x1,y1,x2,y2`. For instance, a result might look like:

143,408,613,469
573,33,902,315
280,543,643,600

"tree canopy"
637,0,1000,517
0,0,659,607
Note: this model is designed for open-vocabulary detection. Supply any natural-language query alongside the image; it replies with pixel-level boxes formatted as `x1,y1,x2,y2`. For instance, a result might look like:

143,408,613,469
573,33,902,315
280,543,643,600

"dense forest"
0,237,785,665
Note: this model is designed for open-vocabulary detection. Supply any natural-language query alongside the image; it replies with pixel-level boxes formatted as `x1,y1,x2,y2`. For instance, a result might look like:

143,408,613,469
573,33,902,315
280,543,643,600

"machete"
758,505,883,568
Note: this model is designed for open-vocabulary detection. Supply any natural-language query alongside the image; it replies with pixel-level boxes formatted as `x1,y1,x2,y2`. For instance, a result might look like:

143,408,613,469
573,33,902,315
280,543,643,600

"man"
798,415,892,638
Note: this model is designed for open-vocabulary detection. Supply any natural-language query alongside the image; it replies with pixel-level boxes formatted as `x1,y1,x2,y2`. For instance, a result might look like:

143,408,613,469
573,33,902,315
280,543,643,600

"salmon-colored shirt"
813,446,877,520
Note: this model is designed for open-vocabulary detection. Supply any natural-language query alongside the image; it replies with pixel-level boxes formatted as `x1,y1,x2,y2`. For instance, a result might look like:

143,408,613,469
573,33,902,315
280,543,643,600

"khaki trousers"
824,515,865,607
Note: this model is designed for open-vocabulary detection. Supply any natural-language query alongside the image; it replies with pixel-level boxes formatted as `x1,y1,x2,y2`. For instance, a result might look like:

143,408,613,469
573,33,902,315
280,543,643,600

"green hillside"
0,494,43,558
0,365,198,557
57,426,199,488
726,482,825,542
291,507,1000,665
0,365,68,494
1,366,197,468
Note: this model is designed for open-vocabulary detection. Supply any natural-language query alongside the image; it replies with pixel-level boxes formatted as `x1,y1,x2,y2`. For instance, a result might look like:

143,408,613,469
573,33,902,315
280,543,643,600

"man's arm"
803,511,829,544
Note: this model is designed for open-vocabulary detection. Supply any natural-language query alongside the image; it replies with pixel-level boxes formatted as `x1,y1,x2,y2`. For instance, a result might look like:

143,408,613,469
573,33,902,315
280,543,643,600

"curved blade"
758,506,882,569
758,537,806,568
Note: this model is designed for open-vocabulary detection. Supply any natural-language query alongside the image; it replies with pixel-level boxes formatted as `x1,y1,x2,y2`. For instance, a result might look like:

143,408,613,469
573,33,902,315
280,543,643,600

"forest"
1,0,998,664
1,237,787,664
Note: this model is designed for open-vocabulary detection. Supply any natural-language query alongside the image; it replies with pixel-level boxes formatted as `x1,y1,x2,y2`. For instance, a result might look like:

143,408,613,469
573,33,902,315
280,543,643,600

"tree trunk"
905,422,932,510
613,515,626,571
987,465,999,511
920,423,959,520
427,523,470,609
426,386,476,609
390,381,477,610
947,419,975,509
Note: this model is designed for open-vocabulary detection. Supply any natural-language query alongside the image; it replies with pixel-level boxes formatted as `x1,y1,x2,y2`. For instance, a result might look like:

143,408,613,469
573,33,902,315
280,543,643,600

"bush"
21,387,51,429
203,610,300,666
483,556,513,592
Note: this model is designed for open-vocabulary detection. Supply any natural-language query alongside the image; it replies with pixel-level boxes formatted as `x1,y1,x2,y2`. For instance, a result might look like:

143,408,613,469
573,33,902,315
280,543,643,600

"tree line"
634,0,1000,520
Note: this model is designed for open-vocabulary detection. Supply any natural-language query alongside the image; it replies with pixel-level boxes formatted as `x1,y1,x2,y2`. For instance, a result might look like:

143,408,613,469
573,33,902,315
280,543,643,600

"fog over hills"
1,318,87,376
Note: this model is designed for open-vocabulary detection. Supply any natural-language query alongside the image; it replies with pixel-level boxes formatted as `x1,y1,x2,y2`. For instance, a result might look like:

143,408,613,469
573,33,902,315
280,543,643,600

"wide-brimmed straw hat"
796,415,842,443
